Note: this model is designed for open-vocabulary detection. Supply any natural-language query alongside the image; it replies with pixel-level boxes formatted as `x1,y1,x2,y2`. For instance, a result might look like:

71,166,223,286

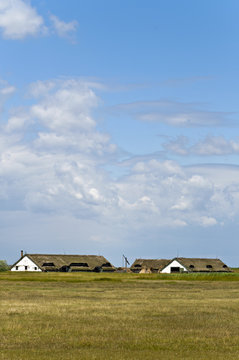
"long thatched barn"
130,259,170,273
11,252,115,272
160,257,232,273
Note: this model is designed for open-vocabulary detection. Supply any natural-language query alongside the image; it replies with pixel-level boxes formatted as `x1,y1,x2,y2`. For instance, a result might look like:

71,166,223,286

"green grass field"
1,272,239,360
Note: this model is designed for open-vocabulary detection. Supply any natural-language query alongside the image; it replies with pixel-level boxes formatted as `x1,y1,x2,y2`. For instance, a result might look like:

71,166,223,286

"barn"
130,259,170,273
11,252,115,272
160,257,232,273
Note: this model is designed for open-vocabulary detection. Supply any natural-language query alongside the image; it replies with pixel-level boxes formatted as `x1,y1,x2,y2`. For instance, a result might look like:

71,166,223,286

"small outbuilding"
160,257,232,273
131,259,170,273
11,252,115,272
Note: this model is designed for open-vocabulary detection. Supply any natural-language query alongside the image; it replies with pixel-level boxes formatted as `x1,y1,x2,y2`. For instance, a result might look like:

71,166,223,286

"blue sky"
1,0,239,266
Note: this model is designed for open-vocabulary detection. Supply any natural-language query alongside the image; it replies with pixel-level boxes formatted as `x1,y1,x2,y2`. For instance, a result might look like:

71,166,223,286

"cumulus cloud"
26,79,116,156
30,80,98,132
0,0,77,40
0,0,45,39
115,160,218,227
117,100,231,127
1,79,119,219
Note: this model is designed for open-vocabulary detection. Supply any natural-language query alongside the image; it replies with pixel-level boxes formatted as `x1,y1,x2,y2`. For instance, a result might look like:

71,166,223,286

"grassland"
1,272,239,360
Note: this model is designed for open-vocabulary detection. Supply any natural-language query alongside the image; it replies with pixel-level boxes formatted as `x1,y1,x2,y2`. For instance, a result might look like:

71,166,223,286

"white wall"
11,256,41,272
161,259,187,273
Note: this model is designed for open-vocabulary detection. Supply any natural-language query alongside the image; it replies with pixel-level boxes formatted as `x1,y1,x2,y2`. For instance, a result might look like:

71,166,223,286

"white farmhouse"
160,257,231,273
11,251,115,272
11,251,41,272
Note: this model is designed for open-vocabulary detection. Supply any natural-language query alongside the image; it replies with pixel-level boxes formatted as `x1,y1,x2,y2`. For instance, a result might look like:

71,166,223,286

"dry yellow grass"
1,273,239,359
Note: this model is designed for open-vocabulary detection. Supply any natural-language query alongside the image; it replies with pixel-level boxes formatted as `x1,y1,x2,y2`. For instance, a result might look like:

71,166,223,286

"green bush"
0,260,9,272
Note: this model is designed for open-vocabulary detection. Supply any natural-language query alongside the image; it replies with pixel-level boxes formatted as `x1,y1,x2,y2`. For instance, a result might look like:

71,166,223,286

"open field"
1,272,239,360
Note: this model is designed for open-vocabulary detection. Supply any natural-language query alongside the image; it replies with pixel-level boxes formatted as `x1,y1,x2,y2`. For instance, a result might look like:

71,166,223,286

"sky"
1,0,239,266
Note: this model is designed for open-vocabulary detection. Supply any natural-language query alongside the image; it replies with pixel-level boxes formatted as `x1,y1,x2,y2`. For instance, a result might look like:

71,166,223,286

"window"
42,263,55,266
16,266,18,270
171,267,180,273
134,264,141,268
25,266,28,270
34,267,37,271
70,263,89,267
223,265,228,268
189,265,194,269
206,265,212,269
102,262,112,267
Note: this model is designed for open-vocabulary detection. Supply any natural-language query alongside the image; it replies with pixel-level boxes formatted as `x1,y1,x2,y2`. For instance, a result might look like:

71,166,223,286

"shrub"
0,260,9,272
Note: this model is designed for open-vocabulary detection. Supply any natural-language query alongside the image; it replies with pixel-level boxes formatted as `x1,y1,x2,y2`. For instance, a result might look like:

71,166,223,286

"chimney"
21,250,24,258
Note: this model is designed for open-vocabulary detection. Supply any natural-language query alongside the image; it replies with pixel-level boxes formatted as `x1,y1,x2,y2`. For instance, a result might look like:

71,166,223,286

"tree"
0,260,9,272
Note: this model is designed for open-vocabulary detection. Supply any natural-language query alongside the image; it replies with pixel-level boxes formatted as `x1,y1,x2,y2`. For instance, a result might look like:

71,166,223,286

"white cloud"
117,100,231,127
0,1,77,40
0,0,45,39
0,79,16,95
27,79,116,156
29,80,56,97
0,79,16,118
164,135,239,156
171,196,190,210
199,216,218,227
30,79,98,132
173,219,187,227
49,15,78,38
1,79,119,219
5,113,31,132
114,160,218,227
132,159,182,175
0,85,15,95
192,136,239,155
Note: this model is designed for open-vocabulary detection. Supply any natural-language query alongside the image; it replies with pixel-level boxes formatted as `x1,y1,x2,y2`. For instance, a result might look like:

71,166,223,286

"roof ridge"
27,254,105,257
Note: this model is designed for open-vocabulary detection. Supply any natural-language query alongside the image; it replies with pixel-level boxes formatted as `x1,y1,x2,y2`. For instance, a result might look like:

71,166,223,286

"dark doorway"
60,265,70,272
171,267,180,273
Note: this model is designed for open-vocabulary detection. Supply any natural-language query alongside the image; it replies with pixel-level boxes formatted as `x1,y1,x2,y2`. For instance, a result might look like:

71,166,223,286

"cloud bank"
1,78,239,238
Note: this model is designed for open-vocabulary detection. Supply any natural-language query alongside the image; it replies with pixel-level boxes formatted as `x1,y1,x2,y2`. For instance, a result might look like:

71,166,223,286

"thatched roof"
170,257,232,272
131,259,170,272
23,254,115,271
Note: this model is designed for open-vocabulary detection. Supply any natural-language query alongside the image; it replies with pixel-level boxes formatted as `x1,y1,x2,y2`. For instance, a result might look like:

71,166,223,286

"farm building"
130,259,170,273
11,252,115,272
160,257,232,273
